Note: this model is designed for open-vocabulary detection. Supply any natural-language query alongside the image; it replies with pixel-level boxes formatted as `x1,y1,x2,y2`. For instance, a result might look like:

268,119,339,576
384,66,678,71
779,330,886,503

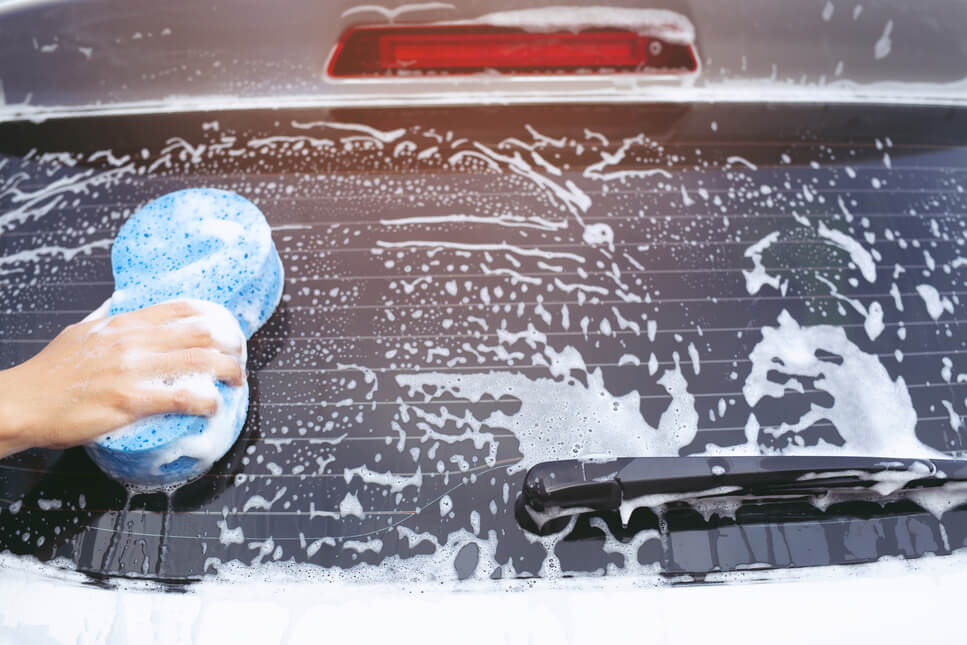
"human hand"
0,301,246,458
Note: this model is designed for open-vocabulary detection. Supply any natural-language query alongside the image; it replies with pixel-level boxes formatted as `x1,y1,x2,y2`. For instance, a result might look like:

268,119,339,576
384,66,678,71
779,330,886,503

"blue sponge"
108,188,284,337
84,189,284,489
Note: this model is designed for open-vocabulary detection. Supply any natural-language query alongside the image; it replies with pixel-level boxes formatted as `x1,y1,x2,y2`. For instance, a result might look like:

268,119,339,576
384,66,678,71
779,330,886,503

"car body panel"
1,549,966,644
1,0,967,119
2,1,967,641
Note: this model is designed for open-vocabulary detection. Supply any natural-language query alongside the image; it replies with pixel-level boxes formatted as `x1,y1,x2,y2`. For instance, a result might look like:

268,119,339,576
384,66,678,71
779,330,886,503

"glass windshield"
1,103,966,582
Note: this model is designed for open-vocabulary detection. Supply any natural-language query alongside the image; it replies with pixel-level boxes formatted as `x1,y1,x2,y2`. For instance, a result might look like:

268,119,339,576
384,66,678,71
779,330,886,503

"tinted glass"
1,104,966,583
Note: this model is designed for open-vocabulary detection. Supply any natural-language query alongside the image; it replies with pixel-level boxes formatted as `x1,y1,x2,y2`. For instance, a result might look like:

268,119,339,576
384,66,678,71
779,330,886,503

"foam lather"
84,188,284,488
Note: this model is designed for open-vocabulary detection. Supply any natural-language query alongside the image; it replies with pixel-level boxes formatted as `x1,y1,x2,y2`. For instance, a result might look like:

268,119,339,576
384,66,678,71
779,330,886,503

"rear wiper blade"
519,456,967,532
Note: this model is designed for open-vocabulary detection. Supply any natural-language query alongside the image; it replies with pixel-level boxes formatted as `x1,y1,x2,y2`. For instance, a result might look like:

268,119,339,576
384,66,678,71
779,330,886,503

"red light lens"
328,25,698,77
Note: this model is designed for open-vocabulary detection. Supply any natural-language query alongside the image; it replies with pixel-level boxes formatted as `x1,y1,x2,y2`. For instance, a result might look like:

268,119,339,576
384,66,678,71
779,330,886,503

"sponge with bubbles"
84,188,284,489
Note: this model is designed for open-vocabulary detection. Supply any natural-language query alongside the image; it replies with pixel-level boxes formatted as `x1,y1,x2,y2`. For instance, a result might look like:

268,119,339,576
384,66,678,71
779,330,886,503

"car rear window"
1,104,966,582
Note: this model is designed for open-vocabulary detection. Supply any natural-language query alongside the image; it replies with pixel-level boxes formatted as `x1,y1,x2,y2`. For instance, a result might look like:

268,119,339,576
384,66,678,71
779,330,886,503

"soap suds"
743,311,941,458
818,221,877,283
448,7,696,45
339,493,365,519
217,518,245,546
397,345,698,473
742,232,782,295
874,20,893,60
864,301,885,340
916,284,953,320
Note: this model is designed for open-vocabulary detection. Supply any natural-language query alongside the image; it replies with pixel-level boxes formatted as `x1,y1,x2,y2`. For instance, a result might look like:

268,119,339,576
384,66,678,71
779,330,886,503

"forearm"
0,367,36,459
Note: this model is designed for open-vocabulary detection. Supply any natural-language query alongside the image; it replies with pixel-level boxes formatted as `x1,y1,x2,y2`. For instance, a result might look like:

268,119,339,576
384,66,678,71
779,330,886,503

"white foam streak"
818,222,877,283
375,239,585,263
742,231,782,295
291,120,406,144
342,2,455,22
0,164,134,231
379,212,566,232
343,465,423,493
471,141,591,215
0,238,113,275
448,7,695,45
584,135,673,182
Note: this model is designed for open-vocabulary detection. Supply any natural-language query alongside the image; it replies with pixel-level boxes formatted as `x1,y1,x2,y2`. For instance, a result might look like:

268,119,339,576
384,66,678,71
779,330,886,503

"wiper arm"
519,456,967,532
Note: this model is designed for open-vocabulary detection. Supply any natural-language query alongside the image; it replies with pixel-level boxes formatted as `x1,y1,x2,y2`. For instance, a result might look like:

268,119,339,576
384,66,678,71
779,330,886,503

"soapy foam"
742,231,782,295
817,221,877,283
397,344,699,474
916,284,953,320
447,7,696,45
743,310,943,458
0,238,113,276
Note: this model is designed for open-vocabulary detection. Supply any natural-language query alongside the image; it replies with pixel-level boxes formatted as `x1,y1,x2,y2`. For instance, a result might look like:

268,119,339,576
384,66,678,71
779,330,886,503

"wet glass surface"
1,103,966,583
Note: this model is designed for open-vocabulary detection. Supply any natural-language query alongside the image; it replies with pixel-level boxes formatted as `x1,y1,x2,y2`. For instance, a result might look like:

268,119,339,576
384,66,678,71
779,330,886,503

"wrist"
0,367,36,457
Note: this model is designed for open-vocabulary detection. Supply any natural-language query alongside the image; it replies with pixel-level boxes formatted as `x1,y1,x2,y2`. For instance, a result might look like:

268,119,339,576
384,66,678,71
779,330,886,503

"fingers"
90,302,245,358
127,387,219,418
76,301,202,337
137,348,245,387
115,322,244,358
150,321,245,358
124,300,203,326
92,300,201,331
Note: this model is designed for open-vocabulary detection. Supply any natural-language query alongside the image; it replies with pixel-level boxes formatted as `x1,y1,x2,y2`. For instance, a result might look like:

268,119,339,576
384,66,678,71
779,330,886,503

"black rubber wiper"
518,456,967,532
